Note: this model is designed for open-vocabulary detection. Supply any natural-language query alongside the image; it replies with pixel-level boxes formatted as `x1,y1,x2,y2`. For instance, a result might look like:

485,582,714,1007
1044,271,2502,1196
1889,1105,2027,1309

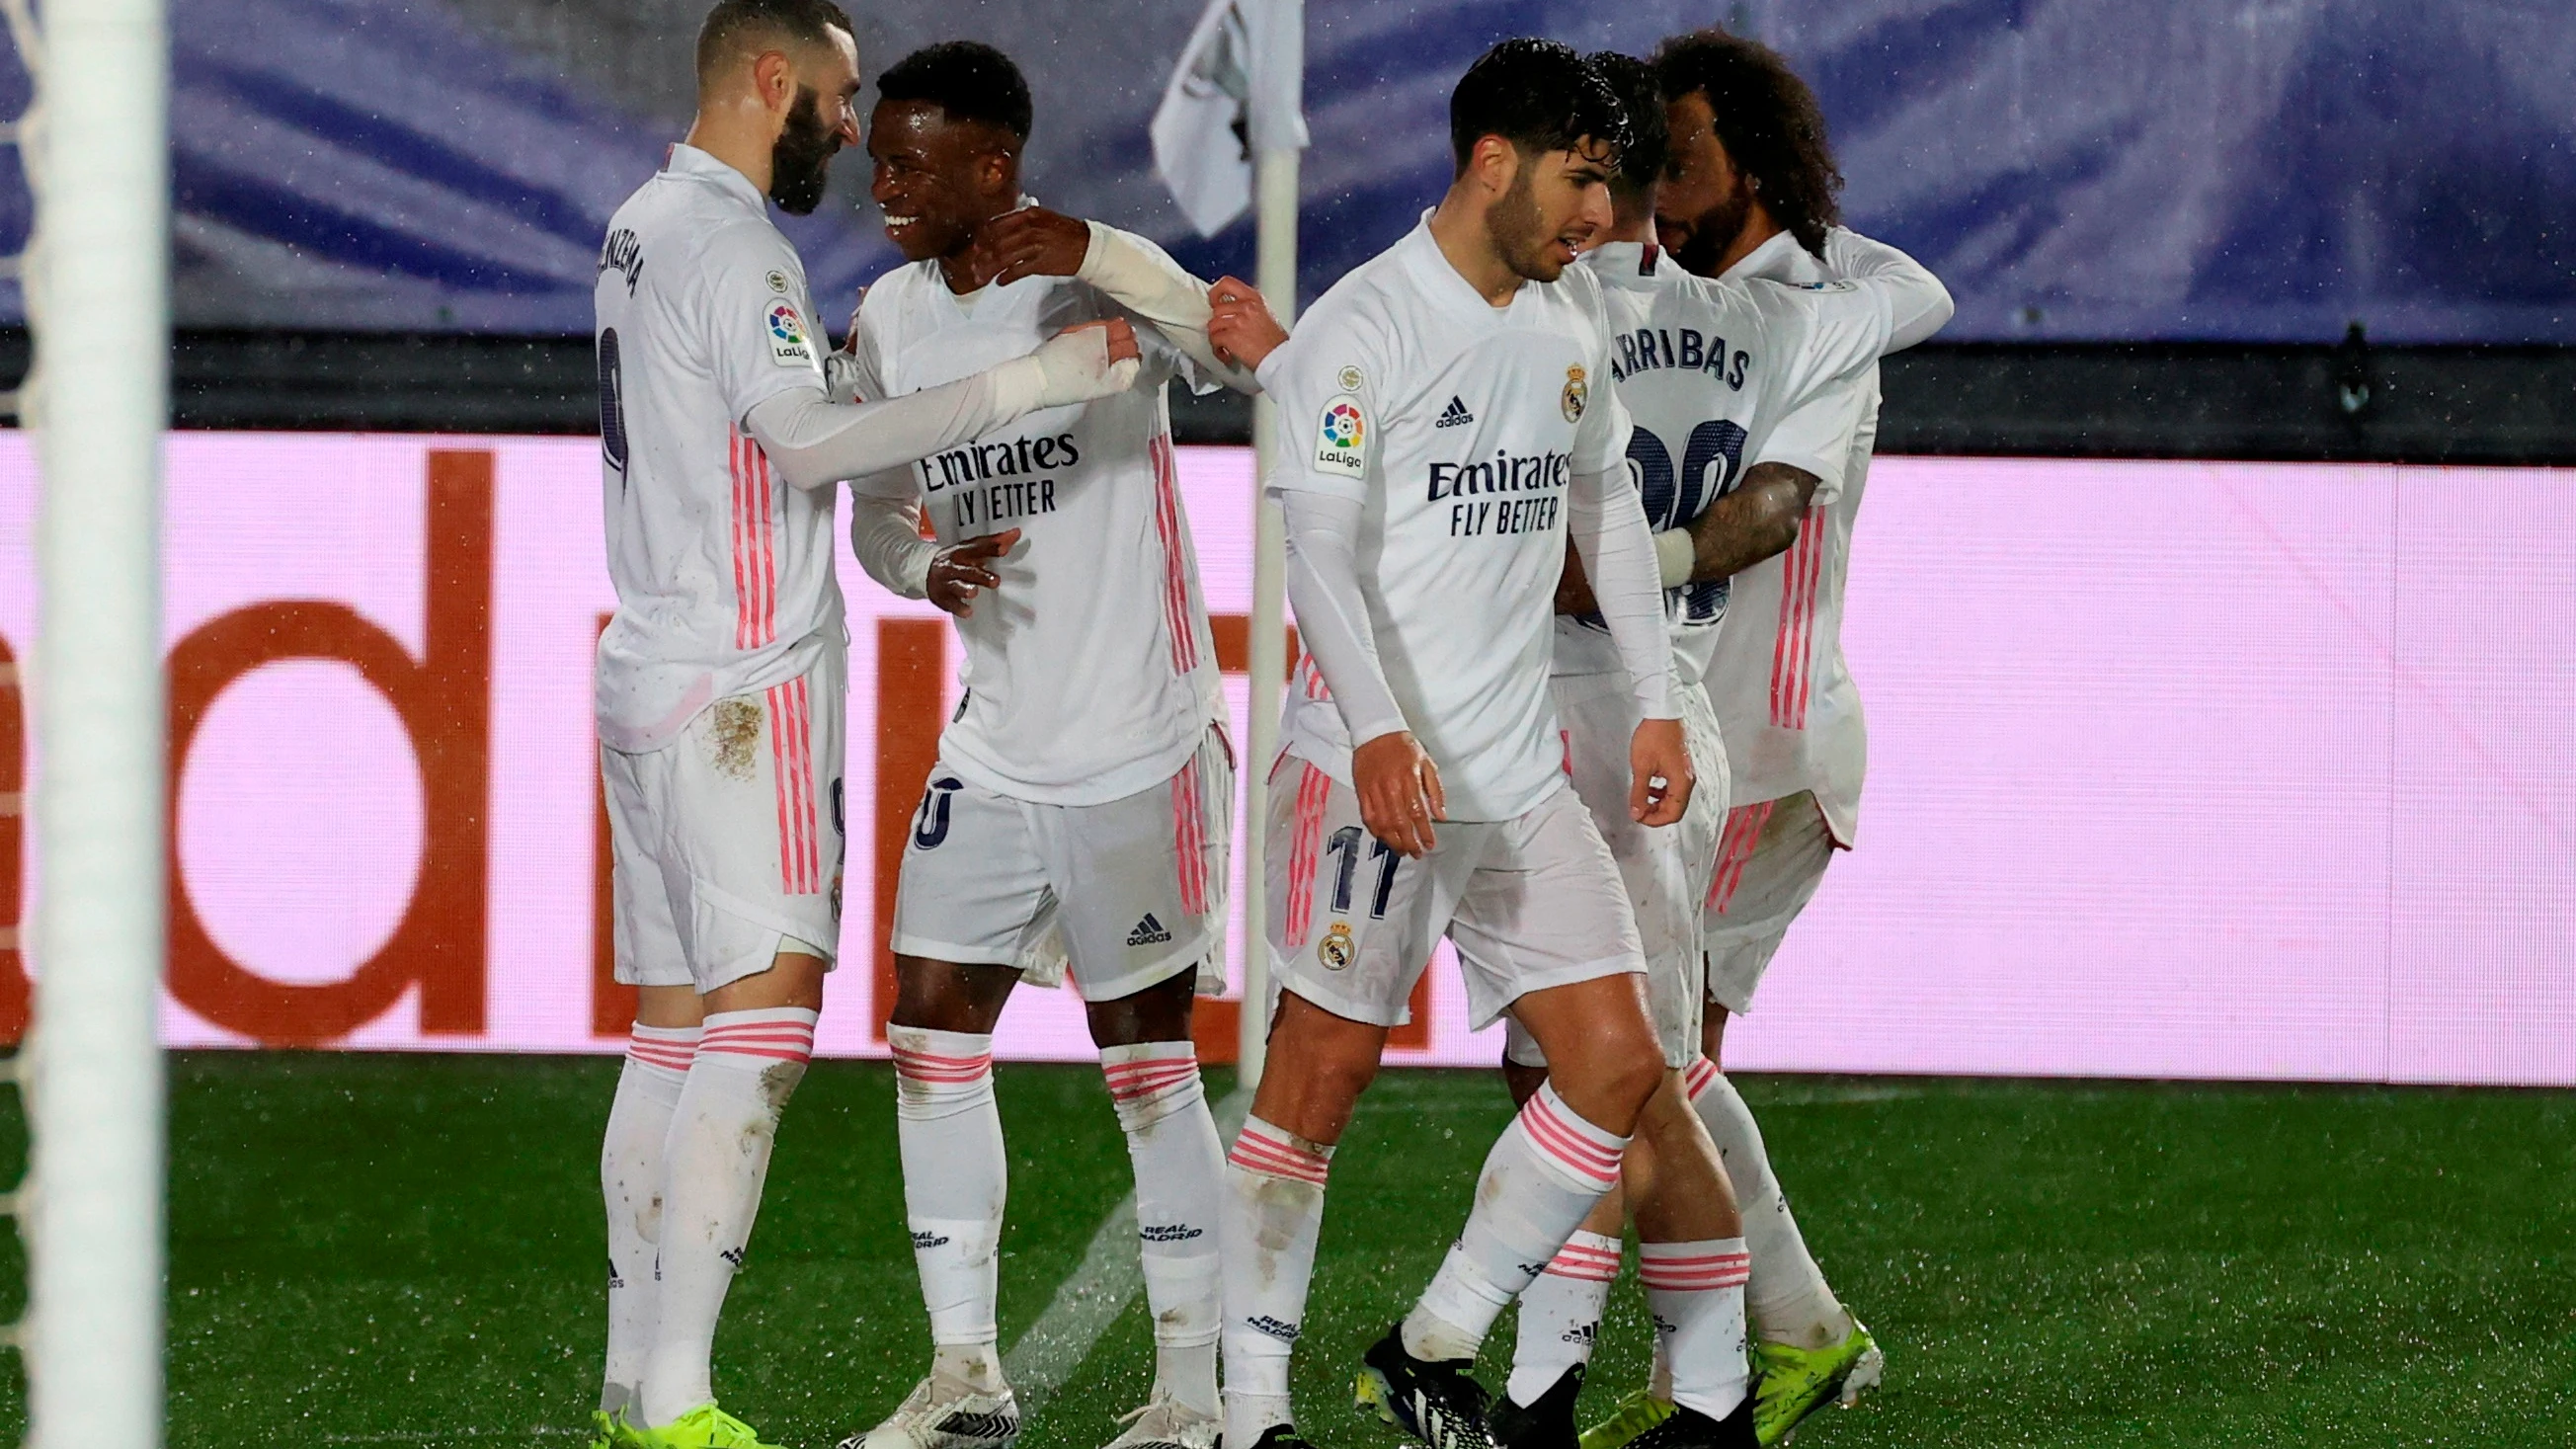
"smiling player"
833,40,1283,1449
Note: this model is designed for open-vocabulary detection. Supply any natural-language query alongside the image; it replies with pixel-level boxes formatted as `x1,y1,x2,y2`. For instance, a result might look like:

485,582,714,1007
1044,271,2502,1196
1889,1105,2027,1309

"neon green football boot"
629,1403,785,1449
1751,1321,1882,1446
1576,1389,1676,1449
590,1409,624,1449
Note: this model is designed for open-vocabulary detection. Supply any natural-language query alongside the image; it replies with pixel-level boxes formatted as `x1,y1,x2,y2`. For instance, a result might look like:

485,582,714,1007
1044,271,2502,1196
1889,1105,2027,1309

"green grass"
1,1055,2572,1446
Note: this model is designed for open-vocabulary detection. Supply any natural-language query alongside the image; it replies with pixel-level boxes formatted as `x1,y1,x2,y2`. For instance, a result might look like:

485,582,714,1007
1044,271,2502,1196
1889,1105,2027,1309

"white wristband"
1653,527,1696,589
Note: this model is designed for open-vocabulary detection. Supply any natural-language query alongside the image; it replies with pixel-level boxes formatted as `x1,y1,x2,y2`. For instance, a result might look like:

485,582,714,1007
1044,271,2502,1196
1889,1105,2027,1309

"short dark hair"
1449,38,1629,175
1584,51,1666,198
1654,29,1843,256
695,0,855,90
877,40,1034,142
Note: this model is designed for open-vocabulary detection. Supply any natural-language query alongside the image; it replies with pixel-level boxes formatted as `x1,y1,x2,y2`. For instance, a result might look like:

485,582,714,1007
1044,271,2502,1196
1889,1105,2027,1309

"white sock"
1687,1063,1850,1348
601,1022,696,1417
1406,1083,1628,1362
1504,1230,1621,1406
1640,1238,1750,1421
637,1007,815,1427
1220,1115,1334,1447
892,1026,1009,1394
1103,1041,1225,1419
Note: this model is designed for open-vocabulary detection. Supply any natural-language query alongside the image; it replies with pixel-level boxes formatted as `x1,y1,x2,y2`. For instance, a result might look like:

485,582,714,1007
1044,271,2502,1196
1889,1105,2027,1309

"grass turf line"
0,1054,2566,1446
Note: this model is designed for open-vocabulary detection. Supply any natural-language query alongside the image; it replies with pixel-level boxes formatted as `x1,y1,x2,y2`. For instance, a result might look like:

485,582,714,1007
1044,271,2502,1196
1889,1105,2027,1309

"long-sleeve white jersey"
1705,227,1946,844
591,144,848,753
1262,216,1653,823
845,243,1224,806
1553,233,1948,690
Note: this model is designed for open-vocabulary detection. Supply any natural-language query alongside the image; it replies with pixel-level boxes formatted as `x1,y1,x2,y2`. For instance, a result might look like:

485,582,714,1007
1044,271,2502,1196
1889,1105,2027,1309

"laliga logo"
768,302,807,345
1323,401,1363,449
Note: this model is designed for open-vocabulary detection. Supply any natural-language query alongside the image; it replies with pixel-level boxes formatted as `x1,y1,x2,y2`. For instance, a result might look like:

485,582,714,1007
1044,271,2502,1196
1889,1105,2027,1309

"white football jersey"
592,144,841,754
1554,239,1901,687
1704,229,1885,843
847,245,1222,806
1266,216,1633,823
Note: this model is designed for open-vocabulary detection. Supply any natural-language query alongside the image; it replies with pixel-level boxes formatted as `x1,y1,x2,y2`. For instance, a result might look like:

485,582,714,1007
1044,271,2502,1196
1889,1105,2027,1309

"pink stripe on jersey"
1682,1056,1721,1102
1542,1239,1625,1283
1284,762,1329,947
1639,1245,1751,1291
766,678,822,895
729,431,753,650
1770,511,1824,729
1519,1090,1623,1186
1705,800,1774,914
1171,754,1208,918
755,446,780,648
1298,653,1331,701
1148,433,1201,676
1229,1123,1331,1185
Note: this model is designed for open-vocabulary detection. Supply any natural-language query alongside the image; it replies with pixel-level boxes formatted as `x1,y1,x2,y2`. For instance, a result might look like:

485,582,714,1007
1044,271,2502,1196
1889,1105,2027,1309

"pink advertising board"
0,436,2568,1084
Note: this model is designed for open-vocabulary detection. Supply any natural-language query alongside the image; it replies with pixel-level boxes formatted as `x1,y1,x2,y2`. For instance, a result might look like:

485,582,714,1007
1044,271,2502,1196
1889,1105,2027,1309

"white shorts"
891,727,1233,1004
1504,677,1728,1070
1266,757,1645,1034
1701,791,1835,1014
604,655,847,995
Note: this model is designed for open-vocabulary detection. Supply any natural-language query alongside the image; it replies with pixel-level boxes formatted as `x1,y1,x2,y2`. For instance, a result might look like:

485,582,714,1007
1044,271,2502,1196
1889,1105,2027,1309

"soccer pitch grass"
1,1055,2569,1447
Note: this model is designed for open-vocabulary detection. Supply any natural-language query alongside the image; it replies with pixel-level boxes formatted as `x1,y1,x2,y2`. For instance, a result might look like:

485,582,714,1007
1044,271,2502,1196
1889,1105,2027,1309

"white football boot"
841,1372,1021,1449
1098,1388,1222,1449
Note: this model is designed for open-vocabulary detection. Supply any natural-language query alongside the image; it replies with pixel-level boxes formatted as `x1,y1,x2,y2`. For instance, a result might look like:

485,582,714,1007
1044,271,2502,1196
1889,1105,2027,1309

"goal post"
25,0,171,1446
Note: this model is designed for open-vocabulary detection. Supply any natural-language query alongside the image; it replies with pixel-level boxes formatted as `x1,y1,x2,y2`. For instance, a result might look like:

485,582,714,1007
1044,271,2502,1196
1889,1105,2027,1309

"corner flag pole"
27,0,171,1446
1239,141,1296,1091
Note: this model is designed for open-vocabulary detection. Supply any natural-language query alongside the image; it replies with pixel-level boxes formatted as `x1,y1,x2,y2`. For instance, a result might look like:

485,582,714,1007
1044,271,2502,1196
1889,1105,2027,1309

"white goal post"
23,0,171,1447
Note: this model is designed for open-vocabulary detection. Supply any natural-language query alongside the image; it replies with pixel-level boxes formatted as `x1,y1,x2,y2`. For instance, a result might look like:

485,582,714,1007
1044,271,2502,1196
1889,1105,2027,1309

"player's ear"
752,46,797,116
1472,134,1517,197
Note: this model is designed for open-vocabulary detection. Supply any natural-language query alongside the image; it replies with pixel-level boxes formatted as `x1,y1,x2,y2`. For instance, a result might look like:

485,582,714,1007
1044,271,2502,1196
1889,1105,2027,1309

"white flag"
1151,0,1307,237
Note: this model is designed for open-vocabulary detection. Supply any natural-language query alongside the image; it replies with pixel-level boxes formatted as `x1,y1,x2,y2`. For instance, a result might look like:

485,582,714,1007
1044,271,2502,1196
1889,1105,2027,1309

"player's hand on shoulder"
1208,276,1289,371
927,527,1022,618
1029,318,1142,406
1627,717,1694,827
1353,730,1445,857
974,205,1092,286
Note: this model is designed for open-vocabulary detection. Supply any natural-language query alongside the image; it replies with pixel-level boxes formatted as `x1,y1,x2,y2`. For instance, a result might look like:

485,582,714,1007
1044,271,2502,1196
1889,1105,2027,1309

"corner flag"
1151,0,1307,236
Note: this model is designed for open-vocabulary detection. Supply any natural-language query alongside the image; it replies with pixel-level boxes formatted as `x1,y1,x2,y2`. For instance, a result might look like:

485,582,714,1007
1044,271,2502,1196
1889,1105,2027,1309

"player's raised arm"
746,318,1140,493
975,204,1278,393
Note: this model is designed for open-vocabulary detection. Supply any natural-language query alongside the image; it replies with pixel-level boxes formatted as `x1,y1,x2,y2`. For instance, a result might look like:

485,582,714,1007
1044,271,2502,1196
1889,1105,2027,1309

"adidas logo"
1434,395,1475,428
1128,913,1173,946
1561,1322,1597,1345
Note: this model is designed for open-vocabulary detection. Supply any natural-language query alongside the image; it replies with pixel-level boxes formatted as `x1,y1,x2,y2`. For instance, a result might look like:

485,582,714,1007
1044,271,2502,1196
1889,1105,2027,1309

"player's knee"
889,955,1014,1033
1084,962,1198,1049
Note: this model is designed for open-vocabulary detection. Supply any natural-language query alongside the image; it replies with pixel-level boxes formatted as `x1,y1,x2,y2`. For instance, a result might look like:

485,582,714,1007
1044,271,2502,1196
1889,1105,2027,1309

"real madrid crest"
1561,364,1588,423
1320,922,1356,971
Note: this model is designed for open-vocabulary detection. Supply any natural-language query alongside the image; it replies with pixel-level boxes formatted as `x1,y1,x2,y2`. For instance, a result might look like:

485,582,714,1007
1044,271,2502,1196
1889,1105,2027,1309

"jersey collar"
1719,228,1810,284
663,142,769,216
1582,241,1660,292
1398,211,1530,325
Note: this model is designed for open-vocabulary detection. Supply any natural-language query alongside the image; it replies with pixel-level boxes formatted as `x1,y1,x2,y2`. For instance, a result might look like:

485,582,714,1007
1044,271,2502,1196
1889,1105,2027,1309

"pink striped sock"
1504,1229,1622,1405
1641,1238,1751,1422
1406,1084,1629,1361
1220,1117,1335,1448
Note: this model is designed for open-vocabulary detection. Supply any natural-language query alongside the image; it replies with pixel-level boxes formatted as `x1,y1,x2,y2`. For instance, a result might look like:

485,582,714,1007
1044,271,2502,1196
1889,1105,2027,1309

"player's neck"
682,110,775,201
1427,193,1524,307
1603,190,1656,247
935,198,1022,294
1710,201,1784,278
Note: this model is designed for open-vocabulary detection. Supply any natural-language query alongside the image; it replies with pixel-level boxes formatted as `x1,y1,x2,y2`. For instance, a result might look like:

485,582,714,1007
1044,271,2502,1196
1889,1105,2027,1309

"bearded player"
589,7,1142,1448
832,40,1285,1449
1490,50,1951,1449
1205,40,1728,1449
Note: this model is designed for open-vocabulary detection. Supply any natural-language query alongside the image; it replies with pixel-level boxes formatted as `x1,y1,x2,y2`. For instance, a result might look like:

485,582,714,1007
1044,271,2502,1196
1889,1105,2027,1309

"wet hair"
1449,38,1629,175
695,0,855,92
1653,29,1843,255
876,40,1035,142
1584,51,1667,198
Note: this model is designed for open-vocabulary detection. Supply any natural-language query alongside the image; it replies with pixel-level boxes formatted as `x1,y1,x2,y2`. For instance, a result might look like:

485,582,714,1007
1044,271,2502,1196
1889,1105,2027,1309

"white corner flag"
1152,0,1308,236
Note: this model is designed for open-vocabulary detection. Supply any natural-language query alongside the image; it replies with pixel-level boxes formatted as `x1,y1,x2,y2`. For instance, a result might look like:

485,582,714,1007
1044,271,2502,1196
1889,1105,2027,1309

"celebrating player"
1212,40,1698,1449
833,41,1282,1449
1497,51,1952,1449
589,7,1143,1448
